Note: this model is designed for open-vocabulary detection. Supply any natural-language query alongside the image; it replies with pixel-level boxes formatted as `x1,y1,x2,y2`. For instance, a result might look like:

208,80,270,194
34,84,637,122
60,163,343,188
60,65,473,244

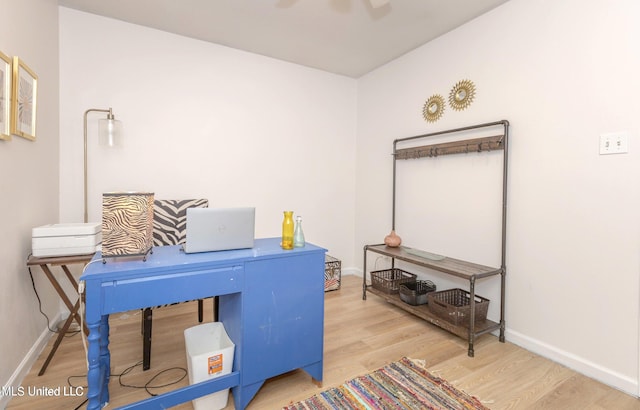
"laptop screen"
184,207,255,253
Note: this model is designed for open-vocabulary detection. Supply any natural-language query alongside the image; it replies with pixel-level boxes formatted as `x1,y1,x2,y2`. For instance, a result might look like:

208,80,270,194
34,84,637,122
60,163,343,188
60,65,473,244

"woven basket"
427,288,489,325
370,268,416,294
399,280,436,306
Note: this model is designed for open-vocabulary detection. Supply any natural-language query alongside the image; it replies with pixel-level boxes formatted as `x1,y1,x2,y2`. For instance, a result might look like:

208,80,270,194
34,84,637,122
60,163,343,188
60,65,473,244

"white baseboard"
505,328,638,397
342,267,361,277
0,314,60,409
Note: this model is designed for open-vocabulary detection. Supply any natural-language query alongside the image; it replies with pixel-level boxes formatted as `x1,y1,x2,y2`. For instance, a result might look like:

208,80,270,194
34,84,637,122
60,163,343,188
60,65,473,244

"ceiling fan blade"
369,0,390,8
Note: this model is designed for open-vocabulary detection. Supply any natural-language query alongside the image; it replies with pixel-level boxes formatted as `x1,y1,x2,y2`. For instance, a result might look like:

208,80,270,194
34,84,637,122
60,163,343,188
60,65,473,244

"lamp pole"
83,108,119,223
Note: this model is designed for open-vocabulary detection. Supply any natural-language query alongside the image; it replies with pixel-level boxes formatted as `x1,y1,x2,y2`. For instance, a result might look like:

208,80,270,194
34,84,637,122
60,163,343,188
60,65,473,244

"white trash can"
184,322,235,410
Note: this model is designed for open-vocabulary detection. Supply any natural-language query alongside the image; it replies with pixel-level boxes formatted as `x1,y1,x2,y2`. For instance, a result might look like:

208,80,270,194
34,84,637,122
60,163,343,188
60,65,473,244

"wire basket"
427,288,489,325
399,280,436,306
324,255,341,292
370,268,416,294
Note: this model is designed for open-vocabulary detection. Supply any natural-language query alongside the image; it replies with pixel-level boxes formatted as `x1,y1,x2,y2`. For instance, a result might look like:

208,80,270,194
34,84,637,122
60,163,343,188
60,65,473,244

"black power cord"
27,263,58,334
118,361,188,396
27,262,80,337
65,361,188,408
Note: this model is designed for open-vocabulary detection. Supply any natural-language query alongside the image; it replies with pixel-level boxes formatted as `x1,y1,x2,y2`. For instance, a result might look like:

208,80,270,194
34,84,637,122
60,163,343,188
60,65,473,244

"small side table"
27,253,94,375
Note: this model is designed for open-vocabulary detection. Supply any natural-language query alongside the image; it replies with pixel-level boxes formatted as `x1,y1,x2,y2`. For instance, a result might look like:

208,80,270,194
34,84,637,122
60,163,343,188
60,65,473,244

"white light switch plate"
599,132,629,155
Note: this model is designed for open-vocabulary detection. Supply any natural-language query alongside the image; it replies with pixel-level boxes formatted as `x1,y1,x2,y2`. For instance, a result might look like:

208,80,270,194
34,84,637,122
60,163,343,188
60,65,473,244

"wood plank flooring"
7,275,639,409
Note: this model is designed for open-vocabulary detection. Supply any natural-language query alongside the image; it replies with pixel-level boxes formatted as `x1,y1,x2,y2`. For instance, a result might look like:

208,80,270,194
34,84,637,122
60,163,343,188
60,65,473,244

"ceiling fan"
368,0,391,8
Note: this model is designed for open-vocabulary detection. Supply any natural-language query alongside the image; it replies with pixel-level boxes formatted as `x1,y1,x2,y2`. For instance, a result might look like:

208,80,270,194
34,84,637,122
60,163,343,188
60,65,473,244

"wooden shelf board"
367,287,500,340
394,135,504,159
365,244,501,280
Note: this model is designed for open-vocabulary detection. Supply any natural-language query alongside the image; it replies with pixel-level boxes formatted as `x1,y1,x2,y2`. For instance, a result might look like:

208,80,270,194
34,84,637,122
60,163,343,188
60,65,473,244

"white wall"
0,0,60,402
355,0,640,395
58,8,357,266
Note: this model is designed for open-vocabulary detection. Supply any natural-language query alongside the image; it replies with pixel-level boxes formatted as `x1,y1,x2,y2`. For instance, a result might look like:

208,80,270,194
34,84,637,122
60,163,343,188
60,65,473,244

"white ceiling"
58,0,509,78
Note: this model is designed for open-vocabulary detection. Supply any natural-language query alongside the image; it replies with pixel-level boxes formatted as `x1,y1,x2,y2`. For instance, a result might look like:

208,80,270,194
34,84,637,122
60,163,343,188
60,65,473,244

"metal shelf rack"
362,120,509,357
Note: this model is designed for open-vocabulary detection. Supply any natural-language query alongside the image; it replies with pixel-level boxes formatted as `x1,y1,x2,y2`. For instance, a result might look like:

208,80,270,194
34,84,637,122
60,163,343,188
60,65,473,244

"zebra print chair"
142,198,216,370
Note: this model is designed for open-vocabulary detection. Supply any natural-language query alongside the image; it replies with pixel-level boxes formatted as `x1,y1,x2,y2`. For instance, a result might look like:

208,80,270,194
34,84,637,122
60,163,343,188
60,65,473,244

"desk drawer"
100,265,243,313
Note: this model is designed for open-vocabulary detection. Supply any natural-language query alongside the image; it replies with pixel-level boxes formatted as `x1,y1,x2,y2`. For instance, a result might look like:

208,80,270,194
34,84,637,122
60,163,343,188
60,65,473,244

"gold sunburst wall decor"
422,94,445,123
449,79,476,111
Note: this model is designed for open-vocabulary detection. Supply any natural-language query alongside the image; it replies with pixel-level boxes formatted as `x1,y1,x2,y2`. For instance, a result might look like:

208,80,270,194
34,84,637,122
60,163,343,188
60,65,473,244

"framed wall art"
11,56,37,141
0,51,11,141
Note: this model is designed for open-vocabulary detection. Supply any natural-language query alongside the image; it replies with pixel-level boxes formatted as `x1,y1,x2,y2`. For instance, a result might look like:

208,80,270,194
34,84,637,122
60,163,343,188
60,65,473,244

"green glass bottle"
294,215,305,247
281,211,294,250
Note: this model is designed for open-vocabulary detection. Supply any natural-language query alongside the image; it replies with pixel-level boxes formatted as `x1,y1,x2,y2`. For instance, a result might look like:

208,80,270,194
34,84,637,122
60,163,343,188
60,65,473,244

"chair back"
152,199,209,246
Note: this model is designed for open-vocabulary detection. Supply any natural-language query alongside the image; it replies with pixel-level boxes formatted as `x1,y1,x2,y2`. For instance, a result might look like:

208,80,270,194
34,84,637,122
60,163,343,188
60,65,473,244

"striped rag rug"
283,357,489,410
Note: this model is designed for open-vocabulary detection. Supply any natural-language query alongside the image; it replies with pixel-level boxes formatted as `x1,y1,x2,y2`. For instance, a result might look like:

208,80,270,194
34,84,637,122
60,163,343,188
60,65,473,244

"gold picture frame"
11,57,37,141
0,51,11,141
422,94,445,123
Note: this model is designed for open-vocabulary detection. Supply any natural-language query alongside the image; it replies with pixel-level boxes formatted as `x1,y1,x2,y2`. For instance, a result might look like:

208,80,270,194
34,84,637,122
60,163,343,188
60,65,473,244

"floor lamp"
83,108,122,223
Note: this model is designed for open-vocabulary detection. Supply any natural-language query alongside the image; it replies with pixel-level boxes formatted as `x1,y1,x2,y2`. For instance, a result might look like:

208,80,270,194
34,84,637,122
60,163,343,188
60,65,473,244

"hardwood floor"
7,275,639,409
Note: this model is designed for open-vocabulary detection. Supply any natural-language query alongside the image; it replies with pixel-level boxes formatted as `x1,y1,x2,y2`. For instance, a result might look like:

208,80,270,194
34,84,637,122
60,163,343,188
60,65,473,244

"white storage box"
32,223,101,257
184,322,235,410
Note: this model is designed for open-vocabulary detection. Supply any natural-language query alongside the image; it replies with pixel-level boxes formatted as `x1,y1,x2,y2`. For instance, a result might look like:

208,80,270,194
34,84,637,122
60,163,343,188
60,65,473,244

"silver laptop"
183,207,255,253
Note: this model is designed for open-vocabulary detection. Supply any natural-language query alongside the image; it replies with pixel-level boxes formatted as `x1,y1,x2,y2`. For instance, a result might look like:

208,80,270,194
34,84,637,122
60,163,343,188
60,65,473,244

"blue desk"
80,238,326,410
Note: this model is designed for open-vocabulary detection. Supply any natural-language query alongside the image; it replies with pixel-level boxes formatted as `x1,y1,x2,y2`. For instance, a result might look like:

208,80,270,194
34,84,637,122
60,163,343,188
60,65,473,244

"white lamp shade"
98,118,123,147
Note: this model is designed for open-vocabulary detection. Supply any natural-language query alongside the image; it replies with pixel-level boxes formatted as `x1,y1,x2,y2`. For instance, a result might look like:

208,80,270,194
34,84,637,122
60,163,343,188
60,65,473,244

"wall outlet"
599,132,629,155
